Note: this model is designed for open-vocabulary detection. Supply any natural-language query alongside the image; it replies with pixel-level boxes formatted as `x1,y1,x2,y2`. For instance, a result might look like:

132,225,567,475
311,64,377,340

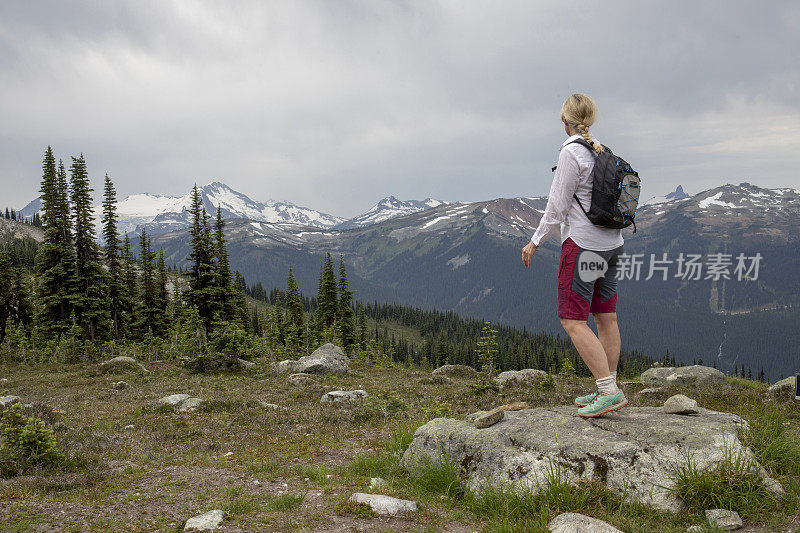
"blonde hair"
560,93,603,153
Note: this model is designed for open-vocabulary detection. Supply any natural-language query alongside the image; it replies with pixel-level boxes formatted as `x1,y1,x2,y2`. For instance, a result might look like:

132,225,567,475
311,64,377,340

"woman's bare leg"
560,318,611,379
593,312,620,374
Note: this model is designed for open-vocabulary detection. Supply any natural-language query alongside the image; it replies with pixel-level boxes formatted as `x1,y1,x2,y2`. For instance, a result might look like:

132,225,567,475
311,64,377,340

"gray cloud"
1,0,798,217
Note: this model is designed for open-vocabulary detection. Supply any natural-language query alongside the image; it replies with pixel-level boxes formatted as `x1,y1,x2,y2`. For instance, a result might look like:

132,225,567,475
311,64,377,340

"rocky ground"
0,359,797,532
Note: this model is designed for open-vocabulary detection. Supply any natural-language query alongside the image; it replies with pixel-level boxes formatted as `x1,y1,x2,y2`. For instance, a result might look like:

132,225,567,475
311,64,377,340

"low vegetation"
0,360,796,532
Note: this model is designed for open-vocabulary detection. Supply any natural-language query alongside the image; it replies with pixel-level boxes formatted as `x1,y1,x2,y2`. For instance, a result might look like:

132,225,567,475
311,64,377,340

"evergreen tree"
69,154,109,341
284,267,304,354
186,186,216,331
337,255,356,352
119,235,139,339
155,249,169,335
34,150,78,336
356,301,367,349
476,321,499,379
232,271,250,331
212,206,234,321
138,229,159,336
101,174,122,339
315,252,338,331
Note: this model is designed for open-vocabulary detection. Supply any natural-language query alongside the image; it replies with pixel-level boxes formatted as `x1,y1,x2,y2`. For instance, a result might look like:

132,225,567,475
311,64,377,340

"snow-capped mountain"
641,185,690,206
19,182,347,237
336,196,447,229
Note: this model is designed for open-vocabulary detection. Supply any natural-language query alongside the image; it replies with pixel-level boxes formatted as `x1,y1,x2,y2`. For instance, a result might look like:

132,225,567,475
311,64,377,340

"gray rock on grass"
99,356,149,374
548,512,623,533
113,381,130,391
768,376,795,394
641,365,725,386
159,394,203,412
0,395,21,408
321,390,368,403
705,509,743,530
402,405,762,513
276,343,350,375
494,369,547,388
431,364,477,379
237,358,255,370
663,394,699,415
184,509,224,531
349,493,417,516
287,373,315,386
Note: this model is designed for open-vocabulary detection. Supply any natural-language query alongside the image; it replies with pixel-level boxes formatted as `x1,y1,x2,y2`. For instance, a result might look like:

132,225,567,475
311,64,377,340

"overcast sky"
1,1,798,218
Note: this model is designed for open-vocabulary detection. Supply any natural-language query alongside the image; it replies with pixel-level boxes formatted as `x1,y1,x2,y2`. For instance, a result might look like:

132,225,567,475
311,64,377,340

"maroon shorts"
557,238,623,321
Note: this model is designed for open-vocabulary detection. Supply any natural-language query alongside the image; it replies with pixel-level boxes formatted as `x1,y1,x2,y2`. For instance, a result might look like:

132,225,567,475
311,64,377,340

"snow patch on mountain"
336,196,447,229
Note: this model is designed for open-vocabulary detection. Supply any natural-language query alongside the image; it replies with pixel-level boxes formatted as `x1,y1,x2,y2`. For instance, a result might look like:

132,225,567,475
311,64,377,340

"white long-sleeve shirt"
530,134,624,251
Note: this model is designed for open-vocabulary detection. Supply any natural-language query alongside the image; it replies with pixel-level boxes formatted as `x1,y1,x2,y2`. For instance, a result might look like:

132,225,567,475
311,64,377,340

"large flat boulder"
402,406,762,513
275,343,350,375
640,365,725,386
769,376,795,394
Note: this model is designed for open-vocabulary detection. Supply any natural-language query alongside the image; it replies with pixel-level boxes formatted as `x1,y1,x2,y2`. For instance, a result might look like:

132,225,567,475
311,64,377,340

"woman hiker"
521,93,627,418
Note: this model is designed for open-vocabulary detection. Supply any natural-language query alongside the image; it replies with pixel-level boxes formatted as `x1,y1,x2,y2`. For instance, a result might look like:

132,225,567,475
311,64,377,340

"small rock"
159,394,192,408
276,343,350,375
123,424,135,430
184,509,224,531
638,387,665,395
252,479,261,486
0,395,21,408
99,356,149,374
768,376,795,394
113,381,130,390
431,364,477,379
0,378,8,382
237,358,255,370
159,394,203,412
223,452,233,457
548,512,623,533
421,374,452,385
686,526,704,533
663,394,700,415
705,509,743,531
474,407,504,429
369,477,386,489
499,401,529,411
348,493,417,516
321,390,368,403
261,402,288,411
177,397,203,412
494,369,547,388
287,373,315,386
759,470,785,496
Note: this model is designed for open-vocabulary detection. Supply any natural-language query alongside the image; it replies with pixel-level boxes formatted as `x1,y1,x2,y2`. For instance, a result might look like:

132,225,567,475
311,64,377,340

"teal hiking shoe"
577,391,628,418
574,390,598,407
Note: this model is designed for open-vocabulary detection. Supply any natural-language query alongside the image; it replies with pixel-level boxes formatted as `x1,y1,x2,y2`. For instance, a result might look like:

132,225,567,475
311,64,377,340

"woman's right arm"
530,147,581,247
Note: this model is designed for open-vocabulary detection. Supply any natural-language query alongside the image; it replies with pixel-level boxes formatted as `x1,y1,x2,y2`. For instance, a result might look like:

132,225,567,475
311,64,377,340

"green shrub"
0,404,63,477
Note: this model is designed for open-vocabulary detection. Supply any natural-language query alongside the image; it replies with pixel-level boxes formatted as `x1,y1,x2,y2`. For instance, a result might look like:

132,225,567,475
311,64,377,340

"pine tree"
34,150,78,337
155,249,169,335
284,267,304,354
138,229,159,336
232,271,250,331
337,255,356,352
101,174,122,339
70,154,109,341
212,206,234,321
119,235,139,339
476,321,499,379
356,301,367,350
186,186,216,331
316,252,338,332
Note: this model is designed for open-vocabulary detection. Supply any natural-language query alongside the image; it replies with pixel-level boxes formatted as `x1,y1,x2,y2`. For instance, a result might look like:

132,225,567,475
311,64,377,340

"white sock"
596,375,619,396
610,370,617,380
